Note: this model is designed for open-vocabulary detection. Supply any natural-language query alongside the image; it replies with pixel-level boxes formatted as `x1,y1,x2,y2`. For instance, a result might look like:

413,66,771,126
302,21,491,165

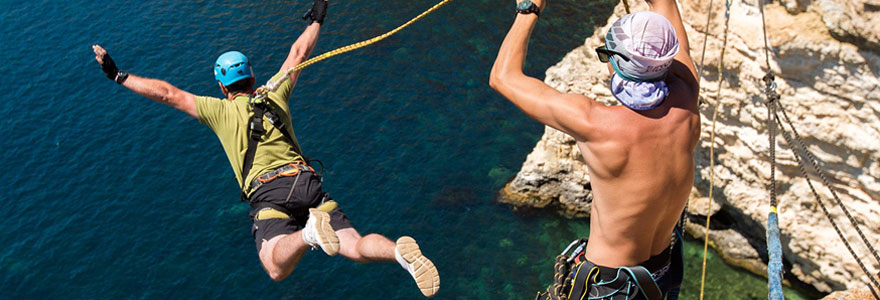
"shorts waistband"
594,246,672,279
249,162,313,194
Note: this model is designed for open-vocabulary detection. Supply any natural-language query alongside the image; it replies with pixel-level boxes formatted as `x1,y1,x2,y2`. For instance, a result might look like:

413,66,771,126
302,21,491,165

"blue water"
2,0,813,299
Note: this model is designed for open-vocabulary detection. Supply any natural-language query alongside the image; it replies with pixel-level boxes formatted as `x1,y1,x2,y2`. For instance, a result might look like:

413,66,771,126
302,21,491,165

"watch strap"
516,1,541,17
115,70,129,84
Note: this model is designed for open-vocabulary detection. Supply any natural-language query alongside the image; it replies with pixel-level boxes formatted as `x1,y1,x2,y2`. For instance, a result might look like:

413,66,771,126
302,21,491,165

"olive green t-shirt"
195,71,303,195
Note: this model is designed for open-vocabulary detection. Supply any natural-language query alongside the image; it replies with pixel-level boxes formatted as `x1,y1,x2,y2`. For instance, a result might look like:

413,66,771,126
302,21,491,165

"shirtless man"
490,0,698,298
91,1,439,297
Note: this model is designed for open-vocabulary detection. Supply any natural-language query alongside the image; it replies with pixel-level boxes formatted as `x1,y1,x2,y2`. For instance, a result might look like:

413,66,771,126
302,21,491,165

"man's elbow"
488,68,506,91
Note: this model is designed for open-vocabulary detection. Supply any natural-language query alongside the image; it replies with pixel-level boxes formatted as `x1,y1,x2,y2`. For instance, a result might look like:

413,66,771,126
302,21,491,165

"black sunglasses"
595,45,631,63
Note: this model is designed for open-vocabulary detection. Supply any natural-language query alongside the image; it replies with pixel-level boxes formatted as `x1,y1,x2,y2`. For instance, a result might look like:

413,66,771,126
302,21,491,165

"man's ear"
218,82,229,96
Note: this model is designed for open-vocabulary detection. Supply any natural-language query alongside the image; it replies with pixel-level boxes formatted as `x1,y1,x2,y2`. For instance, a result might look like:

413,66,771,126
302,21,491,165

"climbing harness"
535,237,678,300
249,162,314,194
239,93,303,201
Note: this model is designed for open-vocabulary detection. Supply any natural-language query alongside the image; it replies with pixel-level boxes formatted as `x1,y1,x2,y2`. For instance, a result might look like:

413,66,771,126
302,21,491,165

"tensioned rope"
695,0,717,99
756,0,880,298
256,0,453,95
778,105,880,272
756,1,787,298
699,2,732,300
773,99,880,299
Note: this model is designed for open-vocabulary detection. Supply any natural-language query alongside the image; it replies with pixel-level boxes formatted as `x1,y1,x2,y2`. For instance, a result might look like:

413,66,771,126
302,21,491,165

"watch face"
517,0,533,10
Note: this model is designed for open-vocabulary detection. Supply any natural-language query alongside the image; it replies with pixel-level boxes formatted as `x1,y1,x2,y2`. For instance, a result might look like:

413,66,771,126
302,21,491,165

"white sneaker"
301,208,339,256
395,236,440,297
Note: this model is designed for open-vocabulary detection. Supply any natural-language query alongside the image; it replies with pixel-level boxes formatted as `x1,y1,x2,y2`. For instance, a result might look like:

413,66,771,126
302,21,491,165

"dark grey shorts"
247,171,352,251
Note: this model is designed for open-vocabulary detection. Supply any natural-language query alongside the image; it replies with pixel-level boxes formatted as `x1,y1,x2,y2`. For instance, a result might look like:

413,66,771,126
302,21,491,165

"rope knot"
762,73,779,103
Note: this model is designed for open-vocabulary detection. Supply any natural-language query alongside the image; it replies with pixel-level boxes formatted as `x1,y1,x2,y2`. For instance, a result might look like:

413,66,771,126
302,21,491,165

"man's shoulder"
195,95,251,124
194,95,234,109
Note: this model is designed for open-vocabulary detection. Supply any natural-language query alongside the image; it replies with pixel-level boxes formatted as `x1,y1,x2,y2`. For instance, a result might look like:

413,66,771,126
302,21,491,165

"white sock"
395,247,414,276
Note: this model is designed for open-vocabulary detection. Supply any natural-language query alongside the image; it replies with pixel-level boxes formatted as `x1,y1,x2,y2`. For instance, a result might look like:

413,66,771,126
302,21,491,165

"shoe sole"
397,236,440,298
309,208,339,256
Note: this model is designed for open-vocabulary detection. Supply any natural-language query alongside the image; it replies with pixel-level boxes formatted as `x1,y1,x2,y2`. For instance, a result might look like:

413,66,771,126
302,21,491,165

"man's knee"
266,268,291,282
259,235,294,281
336,228,367,262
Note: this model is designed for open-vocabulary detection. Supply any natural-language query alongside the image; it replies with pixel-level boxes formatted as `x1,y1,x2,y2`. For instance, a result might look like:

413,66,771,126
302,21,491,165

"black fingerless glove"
99,52,128,84
302,0,328,25
99,53,119,80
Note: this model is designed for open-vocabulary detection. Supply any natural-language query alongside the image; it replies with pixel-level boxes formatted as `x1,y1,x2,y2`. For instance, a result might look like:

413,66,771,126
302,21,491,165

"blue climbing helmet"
213,51,254,86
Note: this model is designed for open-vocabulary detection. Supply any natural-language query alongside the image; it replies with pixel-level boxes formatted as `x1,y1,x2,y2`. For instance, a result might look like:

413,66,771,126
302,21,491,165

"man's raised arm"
279,0,327,88
92,45,197,118
647,0,698,88
489,0,595,142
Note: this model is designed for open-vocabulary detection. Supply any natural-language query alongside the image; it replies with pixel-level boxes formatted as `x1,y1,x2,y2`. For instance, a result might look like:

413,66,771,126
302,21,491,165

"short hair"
225,78,255,95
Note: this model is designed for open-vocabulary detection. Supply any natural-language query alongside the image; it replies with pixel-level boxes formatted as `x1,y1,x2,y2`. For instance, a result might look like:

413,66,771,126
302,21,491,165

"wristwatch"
115,70,129,84
516,0,540,17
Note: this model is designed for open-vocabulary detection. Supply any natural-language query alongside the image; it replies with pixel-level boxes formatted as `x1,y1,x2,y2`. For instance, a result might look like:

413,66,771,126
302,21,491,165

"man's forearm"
120,74,196,117
490,14,538,85
281,22,321,74
294,23,320,62
122,75,173,104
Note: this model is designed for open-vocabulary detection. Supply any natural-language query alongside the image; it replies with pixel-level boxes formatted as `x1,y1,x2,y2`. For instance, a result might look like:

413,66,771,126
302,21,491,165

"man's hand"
92,45,120,81
302,0,328,25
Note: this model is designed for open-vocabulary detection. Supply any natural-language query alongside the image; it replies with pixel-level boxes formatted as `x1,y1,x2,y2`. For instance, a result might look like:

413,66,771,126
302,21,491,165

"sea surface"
2,0,813,299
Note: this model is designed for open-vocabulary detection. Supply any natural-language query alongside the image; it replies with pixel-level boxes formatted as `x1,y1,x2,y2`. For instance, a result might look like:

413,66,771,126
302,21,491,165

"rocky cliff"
499,0,880,295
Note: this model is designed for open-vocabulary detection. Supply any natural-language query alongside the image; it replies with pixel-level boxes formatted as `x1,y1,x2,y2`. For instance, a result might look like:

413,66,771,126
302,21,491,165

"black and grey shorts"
247,170,352,251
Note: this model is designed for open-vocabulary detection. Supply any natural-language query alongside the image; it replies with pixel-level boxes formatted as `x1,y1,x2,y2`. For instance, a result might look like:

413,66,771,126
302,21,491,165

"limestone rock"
500,0,880,294
821,288,878,300
812,0,880,50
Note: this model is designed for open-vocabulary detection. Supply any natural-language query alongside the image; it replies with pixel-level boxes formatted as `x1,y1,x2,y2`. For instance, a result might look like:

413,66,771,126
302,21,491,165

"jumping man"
92,1,439,297
490,0,698,298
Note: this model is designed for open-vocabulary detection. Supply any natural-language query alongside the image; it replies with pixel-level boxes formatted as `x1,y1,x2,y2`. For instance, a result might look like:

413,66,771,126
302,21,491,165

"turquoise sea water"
2,0,814,299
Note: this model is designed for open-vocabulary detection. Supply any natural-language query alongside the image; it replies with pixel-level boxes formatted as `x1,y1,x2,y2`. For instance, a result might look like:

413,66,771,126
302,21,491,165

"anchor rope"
699,1,732,300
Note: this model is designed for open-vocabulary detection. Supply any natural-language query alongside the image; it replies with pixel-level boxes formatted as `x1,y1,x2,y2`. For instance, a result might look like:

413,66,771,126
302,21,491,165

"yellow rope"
699,2,732,299
254,0,453,96
291,0,453,73
622,0,631,14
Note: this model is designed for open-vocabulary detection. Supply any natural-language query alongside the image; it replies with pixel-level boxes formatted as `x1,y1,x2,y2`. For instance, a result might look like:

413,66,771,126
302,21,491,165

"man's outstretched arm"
489,0,595,142
279,0,327,88
647,0,698,92
92,45,197,118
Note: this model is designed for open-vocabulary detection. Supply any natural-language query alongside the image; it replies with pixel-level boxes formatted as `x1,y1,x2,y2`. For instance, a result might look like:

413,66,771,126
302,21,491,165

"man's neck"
226,91,252,101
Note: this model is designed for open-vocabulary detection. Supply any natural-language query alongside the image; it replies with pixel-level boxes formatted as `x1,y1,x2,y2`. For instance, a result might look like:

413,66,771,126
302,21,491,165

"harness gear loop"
536,239,587,300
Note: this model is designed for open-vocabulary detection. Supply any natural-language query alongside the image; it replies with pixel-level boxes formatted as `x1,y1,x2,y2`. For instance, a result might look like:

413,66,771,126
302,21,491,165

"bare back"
581,75,699,267
489,0,700,269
